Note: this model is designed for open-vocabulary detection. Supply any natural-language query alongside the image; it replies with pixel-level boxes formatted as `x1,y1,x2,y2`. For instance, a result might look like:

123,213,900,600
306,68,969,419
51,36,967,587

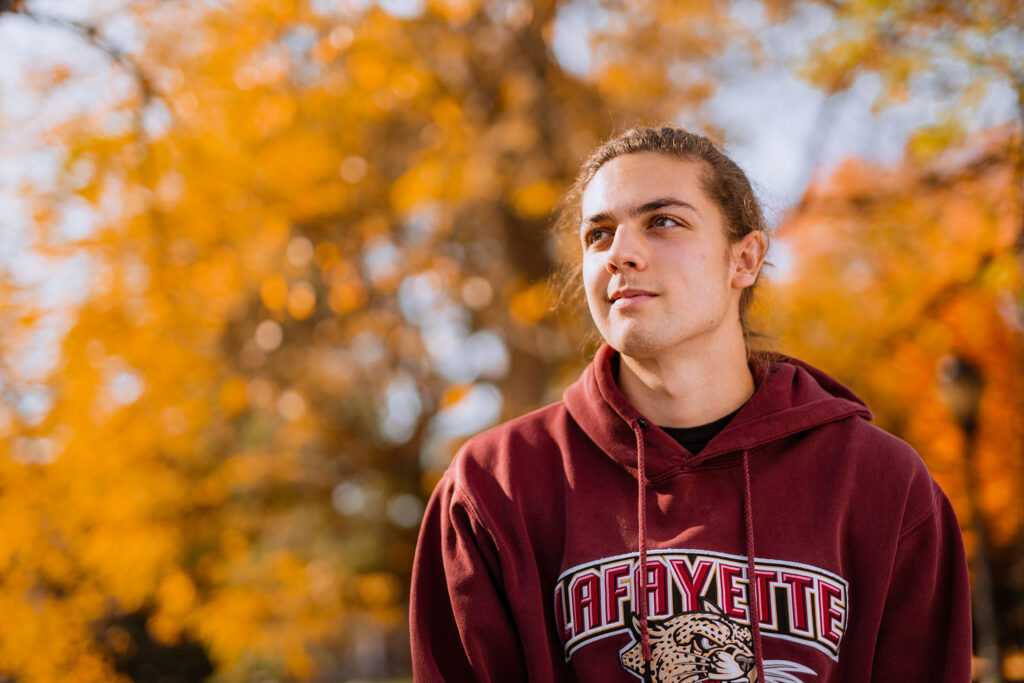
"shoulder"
454,400,575,470
843,417,930,476
817,416,944,531
443,400,579,510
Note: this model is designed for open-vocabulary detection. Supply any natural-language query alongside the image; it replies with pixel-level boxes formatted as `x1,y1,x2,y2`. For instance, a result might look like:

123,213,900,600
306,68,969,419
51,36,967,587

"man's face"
580,152,746,360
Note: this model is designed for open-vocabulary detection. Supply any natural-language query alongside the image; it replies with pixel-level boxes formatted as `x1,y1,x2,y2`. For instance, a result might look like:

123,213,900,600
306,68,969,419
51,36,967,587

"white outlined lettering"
555,549,848,661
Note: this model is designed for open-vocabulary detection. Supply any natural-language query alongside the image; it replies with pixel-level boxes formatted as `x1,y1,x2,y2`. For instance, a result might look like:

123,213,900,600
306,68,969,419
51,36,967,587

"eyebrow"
581,197,701,228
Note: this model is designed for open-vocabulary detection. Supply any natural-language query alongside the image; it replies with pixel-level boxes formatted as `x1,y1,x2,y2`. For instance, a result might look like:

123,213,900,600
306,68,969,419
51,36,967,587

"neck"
617,331,754,429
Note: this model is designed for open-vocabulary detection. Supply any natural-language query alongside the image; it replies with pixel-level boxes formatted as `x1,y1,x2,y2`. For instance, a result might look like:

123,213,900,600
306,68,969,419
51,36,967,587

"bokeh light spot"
286,237,314,267
255,320,283,351
339,155,368,183
277,389,306,421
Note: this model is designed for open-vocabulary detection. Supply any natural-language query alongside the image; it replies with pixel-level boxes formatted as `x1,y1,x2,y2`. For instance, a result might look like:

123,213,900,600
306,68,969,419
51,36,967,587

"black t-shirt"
659,406,742,455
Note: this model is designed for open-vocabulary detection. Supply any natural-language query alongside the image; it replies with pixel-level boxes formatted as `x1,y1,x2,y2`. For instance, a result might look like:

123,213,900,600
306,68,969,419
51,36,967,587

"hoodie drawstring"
631,417,652,674
742,448,766,681
633,423,765,681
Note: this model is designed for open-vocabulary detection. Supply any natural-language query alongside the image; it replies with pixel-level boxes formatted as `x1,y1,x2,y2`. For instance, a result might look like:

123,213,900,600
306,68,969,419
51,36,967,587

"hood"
563,344,874,679
563,344,873,480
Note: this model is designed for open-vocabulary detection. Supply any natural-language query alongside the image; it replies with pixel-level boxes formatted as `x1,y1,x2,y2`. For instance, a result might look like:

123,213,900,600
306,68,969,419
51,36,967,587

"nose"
735,653,754,673
605,225,647,275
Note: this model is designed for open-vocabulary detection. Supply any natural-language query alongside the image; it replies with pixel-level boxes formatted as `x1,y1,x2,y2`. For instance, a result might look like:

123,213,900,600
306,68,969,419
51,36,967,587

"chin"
602,318,722,361
602,327,672,360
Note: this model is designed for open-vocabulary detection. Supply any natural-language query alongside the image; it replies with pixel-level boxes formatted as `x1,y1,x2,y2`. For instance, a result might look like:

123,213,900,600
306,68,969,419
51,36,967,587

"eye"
583,227,612,246
696,636,717,651
651,215,682,229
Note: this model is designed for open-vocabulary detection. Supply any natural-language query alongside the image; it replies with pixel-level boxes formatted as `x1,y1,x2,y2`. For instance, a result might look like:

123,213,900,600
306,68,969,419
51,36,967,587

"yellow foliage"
1005,649,1024,679
193,586,269,663
430,0,479,25
907,121,964,162
260,274,289,311
440,384,470,407
391,158,446,211
249,94,297,138
430,96,462,127
273,552,308,594
158,571,198,616
358,215,390,238
356,572,399,606
773,138,1023,581
509,281,552,325
147,612,184,646
420,467,445,495
287,281,317,319
512,179,559,219
328,282,365,314
347,51,390,90
220,529,250,560
219,374,249,416
7,0,1018,679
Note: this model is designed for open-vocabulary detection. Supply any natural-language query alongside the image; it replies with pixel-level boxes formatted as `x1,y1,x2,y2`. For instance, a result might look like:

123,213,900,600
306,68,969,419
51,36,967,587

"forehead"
581,152,712,219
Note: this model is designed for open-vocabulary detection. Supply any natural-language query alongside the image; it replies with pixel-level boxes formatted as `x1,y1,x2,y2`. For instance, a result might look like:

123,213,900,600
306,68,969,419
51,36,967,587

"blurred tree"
2,0,1022,678
798,0,1024,285
798,3,1024,679
0,0,770,679
768,130,1023,678
794,4,1024,677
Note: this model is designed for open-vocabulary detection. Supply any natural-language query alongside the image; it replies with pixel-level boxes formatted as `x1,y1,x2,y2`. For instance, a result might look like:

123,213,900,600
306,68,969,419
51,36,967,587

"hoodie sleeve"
870,482,972,682
409,472,527,682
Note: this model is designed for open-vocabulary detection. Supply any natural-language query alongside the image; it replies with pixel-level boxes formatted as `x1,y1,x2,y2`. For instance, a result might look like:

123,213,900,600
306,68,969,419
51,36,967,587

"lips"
609,288,657,307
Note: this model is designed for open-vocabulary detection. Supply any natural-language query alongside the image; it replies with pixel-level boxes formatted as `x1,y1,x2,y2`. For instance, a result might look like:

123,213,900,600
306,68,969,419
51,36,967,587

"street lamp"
940,356,983,436
939,354,1001,683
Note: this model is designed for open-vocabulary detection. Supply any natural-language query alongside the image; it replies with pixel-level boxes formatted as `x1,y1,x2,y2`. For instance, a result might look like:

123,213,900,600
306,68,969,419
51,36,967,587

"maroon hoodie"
410,345,971,682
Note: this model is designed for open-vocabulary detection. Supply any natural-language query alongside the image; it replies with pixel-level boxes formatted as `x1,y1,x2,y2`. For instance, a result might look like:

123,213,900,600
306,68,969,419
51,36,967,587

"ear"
730,231,767,290
701,598,726,616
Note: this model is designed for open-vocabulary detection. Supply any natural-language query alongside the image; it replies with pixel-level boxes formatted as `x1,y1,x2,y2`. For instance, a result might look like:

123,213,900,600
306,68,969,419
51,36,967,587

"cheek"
581,258,606,297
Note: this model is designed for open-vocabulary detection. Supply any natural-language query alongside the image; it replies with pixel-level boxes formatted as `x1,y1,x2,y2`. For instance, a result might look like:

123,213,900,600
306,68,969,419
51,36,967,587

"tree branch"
2,3,160,105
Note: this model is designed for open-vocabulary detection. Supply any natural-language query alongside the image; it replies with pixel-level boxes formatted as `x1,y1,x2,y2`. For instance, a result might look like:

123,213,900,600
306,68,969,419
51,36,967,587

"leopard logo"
620,601,816,683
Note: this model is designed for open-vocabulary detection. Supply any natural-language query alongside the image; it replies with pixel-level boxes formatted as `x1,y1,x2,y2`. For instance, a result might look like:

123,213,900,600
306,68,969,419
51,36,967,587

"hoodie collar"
563,344,872,480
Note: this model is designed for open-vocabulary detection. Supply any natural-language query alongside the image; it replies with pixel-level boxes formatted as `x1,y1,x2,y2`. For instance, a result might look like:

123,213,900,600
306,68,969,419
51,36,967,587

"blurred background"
0,0,1021,680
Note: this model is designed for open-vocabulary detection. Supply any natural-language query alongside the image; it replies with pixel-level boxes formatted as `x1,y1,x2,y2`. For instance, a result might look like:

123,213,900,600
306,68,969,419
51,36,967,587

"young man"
410,127,971,682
